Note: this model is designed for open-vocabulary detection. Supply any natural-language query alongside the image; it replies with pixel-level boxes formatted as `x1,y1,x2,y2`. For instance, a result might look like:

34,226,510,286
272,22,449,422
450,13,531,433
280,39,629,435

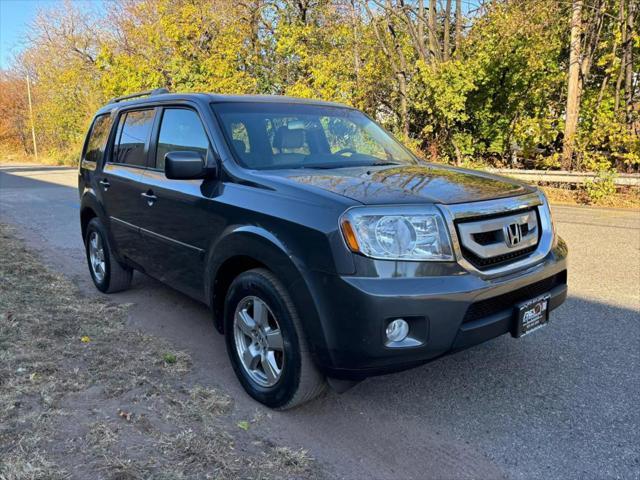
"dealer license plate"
513,294,550,338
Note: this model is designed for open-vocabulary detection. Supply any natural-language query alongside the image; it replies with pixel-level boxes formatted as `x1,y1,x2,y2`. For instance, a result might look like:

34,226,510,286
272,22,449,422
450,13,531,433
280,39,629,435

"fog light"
386,319,409,343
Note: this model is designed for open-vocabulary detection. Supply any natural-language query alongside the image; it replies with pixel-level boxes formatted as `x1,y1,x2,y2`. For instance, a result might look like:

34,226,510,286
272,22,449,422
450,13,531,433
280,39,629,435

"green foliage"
2,0,637,171
584,169,618,203
162,353,177,365
412,59,476,161
577,95,640,170
401,0,575,165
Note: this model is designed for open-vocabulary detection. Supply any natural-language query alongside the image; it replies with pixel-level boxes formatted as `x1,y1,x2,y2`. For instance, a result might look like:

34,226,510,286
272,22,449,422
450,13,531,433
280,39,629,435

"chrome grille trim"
437,192,554,278
457,209,539,259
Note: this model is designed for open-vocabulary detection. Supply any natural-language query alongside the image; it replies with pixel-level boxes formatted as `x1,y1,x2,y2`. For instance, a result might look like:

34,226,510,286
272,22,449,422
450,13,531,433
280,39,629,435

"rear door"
136,106,224,299
98,108,156,266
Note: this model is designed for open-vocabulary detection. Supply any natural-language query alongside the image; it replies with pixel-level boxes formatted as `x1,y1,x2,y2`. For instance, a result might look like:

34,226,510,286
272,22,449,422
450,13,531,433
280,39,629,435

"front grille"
473,230,500,245
455,207,541,271
461,244,537,269
462,271,567,324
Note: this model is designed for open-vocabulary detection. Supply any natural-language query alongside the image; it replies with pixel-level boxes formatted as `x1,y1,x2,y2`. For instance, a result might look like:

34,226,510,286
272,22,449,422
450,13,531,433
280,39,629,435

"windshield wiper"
296,164,339,170
298,161,403,170
370,161,403,167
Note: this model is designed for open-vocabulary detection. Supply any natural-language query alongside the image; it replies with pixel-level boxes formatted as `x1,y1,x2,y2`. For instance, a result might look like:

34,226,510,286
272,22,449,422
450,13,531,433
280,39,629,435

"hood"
266,164,535,205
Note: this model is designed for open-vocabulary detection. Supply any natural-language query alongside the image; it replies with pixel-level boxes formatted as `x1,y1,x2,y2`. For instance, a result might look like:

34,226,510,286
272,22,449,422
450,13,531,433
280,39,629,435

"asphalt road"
1,164,639,480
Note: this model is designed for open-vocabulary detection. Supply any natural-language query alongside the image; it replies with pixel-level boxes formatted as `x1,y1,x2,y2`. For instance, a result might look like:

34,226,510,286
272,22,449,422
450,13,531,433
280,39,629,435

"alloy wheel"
233,296,285,387
88,231,106,283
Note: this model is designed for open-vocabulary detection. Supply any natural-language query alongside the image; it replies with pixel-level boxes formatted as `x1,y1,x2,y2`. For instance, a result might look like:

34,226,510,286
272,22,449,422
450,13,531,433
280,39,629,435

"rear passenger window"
83,114,112,168
156,109,209,171
113,109,155,167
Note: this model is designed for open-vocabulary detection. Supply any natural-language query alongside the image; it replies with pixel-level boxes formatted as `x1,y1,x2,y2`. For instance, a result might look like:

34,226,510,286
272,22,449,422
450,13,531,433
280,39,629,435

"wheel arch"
206,226,332,369
79,191,126,263
80,191,105,240
80,206,98,241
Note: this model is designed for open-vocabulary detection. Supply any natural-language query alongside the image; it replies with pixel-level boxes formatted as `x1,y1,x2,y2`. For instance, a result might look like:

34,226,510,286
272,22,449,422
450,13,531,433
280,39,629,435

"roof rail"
108,87,170,104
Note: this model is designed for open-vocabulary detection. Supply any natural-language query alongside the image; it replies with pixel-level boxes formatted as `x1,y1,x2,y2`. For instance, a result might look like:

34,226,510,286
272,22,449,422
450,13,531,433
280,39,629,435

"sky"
0,0,104,70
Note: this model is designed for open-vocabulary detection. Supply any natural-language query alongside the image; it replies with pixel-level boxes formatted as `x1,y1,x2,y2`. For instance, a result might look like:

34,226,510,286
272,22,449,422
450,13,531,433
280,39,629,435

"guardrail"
486,169,640,187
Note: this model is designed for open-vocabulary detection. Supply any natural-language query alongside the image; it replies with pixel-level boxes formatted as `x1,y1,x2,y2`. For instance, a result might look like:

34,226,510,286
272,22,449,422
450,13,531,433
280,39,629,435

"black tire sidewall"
85,218,112,293
224,271,302,409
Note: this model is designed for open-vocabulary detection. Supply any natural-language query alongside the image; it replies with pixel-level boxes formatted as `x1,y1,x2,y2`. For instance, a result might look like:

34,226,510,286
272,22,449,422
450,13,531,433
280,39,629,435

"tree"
562,0,583,170
0,72,30,154
622,0,636,128
0,0,636,171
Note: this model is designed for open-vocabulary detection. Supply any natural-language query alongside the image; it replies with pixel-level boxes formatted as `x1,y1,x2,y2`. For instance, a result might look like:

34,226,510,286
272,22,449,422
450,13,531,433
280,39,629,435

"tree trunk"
350,0,361,90
418,0,427,62
443,0,452,61
562,0,583,170
364,2,409,137
596,11,621,110
397,72,410,137
388,22,410,137
580,0,604,84
296,0,309,25
428,0,441,62
400,0,428,63
454,0,462,56
623,0,636,126
615,0,626,112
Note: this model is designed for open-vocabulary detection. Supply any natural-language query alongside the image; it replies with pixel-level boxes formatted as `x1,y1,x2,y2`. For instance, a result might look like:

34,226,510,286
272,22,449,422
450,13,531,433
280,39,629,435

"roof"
95,92,352,116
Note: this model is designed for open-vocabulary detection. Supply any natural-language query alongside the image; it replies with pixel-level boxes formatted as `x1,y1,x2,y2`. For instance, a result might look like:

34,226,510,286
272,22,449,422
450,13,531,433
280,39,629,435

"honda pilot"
78,89,568,409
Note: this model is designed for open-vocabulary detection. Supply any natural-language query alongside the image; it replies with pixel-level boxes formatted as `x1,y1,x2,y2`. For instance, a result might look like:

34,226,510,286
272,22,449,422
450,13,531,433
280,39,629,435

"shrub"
584,169,617,204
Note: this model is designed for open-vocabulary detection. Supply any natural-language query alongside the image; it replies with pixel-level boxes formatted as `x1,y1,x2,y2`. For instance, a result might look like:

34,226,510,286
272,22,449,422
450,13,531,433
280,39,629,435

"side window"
156,109,209,171
83,114,112,168
113,109,155,167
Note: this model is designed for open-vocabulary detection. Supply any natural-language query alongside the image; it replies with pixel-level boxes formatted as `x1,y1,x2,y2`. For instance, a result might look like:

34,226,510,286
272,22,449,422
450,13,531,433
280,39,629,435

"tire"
84,217,133,293
224,268,326,409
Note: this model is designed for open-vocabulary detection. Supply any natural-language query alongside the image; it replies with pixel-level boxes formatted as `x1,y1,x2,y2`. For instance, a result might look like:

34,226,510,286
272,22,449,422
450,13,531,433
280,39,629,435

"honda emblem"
504,223,522,247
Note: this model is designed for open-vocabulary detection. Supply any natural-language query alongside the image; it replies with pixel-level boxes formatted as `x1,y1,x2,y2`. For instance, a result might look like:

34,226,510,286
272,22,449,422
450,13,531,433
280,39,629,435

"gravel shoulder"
1,164,639,480
0,223,323,480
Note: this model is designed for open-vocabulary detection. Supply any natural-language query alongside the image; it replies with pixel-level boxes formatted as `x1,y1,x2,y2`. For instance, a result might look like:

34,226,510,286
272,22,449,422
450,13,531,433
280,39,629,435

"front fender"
204,225,333,370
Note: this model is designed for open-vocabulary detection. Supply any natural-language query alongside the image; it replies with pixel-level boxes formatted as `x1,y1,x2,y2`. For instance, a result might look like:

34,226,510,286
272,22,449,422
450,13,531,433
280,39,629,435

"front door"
136,107,224,299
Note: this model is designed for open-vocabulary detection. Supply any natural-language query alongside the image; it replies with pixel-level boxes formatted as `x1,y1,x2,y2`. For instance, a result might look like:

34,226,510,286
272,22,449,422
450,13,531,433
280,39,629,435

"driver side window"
156,109,209,171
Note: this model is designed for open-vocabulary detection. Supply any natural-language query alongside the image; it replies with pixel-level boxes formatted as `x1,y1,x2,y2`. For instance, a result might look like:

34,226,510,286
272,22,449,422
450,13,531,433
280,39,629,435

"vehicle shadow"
1,168,638,480
281,294,638,479
118,279,640,480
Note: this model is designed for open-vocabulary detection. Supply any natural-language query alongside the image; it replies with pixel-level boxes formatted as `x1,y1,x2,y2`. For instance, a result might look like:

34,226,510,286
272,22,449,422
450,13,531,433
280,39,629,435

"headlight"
340,206,453,261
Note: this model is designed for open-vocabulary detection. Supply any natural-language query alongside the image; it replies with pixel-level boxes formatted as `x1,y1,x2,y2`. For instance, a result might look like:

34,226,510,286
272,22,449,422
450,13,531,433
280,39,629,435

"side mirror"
164,151,208,180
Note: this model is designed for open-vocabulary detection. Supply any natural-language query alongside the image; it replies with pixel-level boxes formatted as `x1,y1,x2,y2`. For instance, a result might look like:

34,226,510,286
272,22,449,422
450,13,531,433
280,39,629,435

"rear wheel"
85,217,132,293
224,268,326,409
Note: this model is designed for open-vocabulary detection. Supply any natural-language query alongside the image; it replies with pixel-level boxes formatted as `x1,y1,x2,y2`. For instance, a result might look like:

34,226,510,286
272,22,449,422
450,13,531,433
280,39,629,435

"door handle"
99,179,110,190
141,191,157,206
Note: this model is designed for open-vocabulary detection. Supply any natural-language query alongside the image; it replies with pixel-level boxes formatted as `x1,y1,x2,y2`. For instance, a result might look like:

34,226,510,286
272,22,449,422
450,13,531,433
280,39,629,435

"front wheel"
224,268,326,409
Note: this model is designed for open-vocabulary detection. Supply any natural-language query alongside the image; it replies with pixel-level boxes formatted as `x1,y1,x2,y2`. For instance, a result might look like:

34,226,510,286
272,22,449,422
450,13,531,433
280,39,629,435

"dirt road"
1,164,638,479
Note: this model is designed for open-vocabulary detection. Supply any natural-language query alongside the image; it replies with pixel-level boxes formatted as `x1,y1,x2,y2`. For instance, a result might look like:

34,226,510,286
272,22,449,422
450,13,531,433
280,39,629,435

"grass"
0,223,322,480
0,145,78,166
541,185,640,209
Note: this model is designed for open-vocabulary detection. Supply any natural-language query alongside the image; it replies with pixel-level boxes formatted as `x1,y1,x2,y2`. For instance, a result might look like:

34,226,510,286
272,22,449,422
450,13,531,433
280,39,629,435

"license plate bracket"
512,294,551,338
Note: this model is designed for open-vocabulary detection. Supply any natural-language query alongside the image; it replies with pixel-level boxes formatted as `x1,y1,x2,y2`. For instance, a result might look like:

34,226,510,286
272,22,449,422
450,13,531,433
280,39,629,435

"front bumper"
308,239,568,380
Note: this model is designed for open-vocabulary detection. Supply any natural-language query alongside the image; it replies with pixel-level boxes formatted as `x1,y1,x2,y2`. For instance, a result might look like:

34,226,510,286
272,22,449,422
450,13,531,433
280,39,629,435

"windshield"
213,102,418,170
